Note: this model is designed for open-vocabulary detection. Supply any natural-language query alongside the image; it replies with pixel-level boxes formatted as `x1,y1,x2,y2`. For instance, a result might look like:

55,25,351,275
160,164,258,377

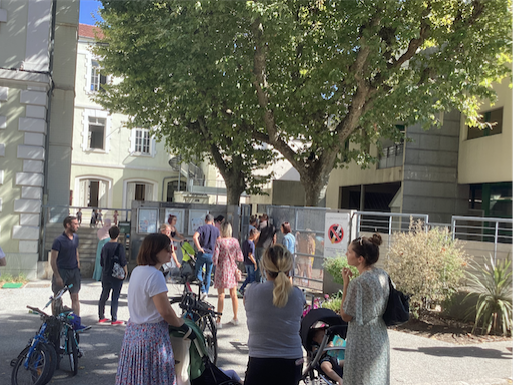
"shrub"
384,219,467,318
321,290,343,313
323,255,359,286
0,273,27,285
465,256,512,336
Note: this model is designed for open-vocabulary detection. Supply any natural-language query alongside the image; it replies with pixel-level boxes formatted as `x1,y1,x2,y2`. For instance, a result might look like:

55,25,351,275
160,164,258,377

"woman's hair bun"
369,233,382,246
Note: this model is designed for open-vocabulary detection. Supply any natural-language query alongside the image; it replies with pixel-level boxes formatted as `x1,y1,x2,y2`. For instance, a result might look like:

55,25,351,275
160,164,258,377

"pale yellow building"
0,0,79,278
70,24,231,216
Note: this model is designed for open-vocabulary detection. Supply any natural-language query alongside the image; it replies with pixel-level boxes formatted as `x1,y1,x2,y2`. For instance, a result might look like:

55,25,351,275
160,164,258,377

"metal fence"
353,211,429,249
267,206,347,291
451,216,512,264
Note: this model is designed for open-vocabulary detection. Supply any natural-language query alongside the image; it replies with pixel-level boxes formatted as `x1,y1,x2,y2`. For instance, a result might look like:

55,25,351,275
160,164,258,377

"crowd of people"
48,212,391,385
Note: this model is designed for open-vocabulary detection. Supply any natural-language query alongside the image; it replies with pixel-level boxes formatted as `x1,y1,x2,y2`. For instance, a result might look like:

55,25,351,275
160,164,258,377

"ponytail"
261,245,293,307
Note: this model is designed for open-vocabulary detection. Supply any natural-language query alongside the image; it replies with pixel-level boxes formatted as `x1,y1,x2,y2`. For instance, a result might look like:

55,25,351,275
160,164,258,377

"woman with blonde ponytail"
244,245,305,385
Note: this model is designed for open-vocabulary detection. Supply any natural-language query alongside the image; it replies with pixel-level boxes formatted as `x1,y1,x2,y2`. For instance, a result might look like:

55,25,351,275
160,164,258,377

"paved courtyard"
0,280,511,384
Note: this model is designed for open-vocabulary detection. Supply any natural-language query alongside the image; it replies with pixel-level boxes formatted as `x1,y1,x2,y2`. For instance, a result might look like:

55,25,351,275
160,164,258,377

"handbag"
111,244,125,280
235,268,242,282
383,275,410,326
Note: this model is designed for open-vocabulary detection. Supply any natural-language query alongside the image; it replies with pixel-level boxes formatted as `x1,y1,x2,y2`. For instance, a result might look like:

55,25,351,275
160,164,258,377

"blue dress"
92,238,109,281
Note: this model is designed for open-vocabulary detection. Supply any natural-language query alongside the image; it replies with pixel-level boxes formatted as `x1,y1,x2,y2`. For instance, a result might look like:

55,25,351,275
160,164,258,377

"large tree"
97,0,511,206
94,1,274,205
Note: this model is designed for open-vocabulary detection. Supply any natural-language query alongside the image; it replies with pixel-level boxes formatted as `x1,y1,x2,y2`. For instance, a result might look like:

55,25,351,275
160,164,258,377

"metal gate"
266,206,351,291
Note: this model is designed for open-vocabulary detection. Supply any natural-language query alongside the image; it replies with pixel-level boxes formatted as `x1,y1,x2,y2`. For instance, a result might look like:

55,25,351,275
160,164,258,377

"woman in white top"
116,233,196,385
244,244,305,385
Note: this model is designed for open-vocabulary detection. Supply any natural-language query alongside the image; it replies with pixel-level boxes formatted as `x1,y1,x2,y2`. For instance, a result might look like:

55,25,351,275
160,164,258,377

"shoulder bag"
383,275,410,326
111,244,125,280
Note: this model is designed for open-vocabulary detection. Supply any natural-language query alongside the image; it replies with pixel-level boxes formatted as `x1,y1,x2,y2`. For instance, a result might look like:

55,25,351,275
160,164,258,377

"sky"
79,0,103,25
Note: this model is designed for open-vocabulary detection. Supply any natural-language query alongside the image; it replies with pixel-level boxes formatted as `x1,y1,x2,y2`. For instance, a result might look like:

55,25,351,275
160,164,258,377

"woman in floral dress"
213,222,243,328
340,233,390,385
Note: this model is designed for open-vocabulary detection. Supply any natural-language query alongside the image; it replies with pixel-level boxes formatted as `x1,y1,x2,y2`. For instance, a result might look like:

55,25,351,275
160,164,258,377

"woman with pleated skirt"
115,233,196,385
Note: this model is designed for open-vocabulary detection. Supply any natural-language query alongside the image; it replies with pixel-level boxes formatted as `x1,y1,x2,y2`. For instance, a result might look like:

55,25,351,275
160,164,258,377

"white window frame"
82,109,112,153
74,175,113,207
129,128,156,157
84,51,110,95
123,178,158,208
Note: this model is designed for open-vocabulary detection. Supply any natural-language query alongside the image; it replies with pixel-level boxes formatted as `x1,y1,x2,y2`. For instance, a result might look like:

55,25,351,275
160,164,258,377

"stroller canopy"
300,308,347,351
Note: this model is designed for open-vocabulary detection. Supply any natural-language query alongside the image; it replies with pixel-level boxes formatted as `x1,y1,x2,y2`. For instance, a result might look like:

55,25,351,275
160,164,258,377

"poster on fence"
323,212,350,258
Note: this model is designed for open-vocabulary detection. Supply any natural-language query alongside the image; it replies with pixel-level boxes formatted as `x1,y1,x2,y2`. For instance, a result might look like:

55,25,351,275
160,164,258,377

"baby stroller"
179,241,198,283
300,308,348,385
170,319,241,385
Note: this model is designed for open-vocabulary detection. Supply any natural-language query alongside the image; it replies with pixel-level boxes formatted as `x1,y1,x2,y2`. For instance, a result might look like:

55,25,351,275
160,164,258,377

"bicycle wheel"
197,314,218,365
11,343,52,385
41,343,57,385
66,329,78,376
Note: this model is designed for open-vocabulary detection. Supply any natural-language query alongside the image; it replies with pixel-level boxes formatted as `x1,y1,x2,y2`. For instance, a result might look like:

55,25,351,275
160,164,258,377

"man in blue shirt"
51,216,89,330
193,214,220,300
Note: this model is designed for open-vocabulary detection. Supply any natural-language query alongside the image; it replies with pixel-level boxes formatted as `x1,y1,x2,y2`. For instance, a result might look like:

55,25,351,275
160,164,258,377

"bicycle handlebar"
43,284,73,310
171,292,221,317
27,306,50,318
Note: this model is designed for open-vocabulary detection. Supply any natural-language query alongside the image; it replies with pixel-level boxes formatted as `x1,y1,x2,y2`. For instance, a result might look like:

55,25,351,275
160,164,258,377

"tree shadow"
393,346,512,359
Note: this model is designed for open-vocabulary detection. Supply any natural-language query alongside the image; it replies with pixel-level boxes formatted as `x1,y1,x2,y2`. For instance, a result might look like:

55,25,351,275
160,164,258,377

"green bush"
321,290,343,313
323,255,359,286
465,256,512,336
0,273,27,285
384,219,467,318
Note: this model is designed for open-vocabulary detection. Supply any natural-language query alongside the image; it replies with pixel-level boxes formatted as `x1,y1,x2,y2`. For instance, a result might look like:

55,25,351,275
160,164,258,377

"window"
90,60,106,92
134,129,151,154
88,117,105,150
467,107,503,140
378,125,405,169
135,184,146,201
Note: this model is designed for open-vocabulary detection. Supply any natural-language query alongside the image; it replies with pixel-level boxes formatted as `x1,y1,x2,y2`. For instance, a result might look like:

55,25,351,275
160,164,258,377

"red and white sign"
324,212,350,258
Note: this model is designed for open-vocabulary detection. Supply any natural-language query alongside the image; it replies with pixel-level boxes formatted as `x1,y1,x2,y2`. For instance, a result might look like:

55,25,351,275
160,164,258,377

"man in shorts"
51,216,89,331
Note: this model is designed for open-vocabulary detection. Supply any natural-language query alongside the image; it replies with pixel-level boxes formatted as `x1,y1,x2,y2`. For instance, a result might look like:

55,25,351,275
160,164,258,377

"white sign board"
323,212,351,258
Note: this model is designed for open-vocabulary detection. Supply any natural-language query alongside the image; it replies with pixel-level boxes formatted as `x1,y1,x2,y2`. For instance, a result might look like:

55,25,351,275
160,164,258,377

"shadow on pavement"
394,346,512,359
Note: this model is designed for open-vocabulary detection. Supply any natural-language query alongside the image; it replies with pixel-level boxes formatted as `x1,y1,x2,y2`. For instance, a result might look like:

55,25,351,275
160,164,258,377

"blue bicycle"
11,285,81,385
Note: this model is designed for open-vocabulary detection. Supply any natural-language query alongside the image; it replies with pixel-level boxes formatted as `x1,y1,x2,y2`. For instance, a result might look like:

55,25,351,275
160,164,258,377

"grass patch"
0,273,28,287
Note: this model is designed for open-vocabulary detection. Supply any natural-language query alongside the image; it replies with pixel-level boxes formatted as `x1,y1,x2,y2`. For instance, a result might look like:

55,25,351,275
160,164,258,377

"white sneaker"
200,292,208,301
228,318,240,326
216,321,222,329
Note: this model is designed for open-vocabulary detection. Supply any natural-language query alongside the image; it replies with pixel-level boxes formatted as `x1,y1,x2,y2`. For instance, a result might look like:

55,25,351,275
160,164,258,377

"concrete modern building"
0,0,79,279
325,74,512,223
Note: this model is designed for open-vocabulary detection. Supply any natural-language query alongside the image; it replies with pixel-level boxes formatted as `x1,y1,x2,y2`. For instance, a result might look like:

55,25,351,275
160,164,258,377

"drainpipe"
40,0,57,261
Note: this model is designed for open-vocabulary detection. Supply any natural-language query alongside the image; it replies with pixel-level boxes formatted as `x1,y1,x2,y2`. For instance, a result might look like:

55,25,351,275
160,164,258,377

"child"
76,208,82,226
238,228,259,295
311,327,344,385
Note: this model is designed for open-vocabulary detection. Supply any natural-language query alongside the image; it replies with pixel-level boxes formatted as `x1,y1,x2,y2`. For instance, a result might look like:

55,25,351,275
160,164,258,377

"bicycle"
170,281,221,365
11,285,82,385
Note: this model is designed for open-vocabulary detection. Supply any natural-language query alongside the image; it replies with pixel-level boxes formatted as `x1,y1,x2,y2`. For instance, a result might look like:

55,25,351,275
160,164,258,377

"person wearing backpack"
254,213,276,283
98,226,128,325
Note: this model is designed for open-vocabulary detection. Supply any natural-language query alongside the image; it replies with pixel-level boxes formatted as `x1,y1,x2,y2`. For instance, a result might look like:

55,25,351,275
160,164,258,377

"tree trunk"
225,182,244,206
224,170,246,206
299,164,333,207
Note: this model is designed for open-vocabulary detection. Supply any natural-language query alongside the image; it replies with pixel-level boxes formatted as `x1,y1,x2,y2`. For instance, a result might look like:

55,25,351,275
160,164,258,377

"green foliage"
323,256,359,286
321,290,343,313
95,0,276,204
0,273,27,285
97,0,511,205
384,220,467,318
465,256,512,336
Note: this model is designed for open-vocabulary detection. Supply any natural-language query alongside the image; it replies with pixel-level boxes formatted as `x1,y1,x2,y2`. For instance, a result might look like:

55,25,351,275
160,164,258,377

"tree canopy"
96,0,511,206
